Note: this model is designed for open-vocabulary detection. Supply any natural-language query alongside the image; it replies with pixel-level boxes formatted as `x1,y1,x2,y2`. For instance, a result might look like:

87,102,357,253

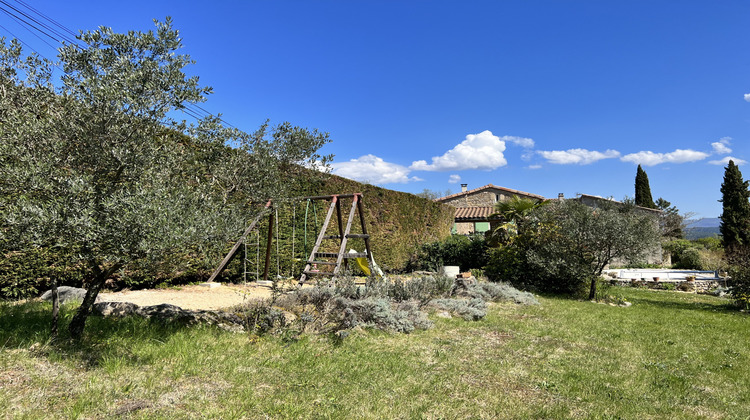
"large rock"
40,286,92,304
94,301,245,333
94,301,139,317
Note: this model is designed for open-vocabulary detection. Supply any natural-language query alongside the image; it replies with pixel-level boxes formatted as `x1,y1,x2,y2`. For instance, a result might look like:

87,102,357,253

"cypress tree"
634,165,656,208
719,160,750,250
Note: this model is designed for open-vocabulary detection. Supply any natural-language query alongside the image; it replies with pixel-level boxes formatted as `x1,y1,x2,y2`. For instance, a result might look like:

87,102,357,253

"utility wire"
0,0,239,130
14,0,77,38
0,4,59,50
0,0,76,44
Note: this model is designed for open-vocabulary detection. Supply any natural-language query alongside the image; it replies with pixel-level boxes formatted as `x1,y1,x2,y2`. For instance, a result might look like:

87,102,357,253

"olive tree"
528,200,660,299
487,199,660,298
0,19,330,339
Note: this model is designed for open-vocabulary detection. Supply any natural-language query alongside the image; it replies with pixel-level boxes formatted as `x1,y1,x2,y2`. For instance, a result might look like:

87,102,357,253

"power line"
0,0,240,130
14,0,77,38
0,3,59,50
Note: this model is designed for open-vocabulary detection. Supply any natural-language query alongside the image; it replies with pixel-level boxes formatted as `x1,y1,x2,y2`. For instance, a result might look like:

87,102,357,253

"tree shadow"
624,290,739,314
0,300,212,369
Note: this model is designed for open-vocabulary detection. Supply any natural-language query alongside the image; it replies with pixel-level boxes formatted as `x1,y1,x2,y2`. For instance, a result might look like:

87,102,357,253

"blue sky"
2,1,749,218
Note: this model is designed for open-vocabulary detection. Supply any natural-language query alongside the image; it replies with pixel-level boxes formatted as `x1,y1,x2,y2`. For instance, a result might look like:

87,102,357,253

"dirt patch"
97,283,273,311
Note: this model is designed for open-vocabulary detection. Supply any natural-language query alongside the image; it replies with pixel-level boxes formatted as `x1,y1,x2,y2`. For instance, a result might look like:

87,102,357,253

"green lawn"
2,288,749,419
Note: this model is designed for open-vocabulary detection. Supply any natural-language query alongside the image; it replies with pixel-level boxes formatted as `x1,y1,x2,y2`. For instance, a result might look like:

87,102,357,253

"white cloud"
528,164,542,170
331,154,421,184
448,174,461,184
620,149,709,166
744,93,750,102
537,148,620,165
711,137,732,155
709,156,747,166
501,135,535,148
410,130,507,171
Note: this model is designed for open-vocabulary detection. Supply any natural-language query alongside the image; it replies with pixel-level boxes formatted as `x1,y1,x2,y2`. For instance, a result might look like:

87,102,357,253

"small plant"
662,283,677,291
231,299,287,336
430,298,487,321
594,277,628,305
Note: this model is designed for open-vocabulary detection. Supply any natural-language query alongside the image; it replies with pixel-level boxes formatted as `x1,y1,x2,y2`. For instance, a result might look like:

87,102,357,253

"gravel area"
97,283,274,311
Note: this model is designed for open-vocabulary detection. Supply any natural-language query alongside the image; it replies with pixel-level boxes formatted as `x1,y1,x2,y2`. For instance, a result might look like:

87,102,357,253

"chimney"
558,193,564,200
461,184,468,193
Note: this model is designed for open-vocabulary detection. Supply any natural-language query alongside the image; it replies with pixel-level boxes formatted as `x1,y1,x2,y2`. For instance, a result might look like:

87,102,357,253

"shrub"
471,282,540,305
409,234,489,272
0,247,88,300
675,248,703,270
430,298,487,321
231,299,287,336
593,277,627,305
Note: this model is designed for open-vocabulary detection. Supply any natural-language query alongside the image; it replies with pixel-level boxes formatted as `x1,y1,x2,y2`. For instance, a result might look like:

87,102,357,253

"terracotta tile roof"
436,184,545,202
454,206,497,221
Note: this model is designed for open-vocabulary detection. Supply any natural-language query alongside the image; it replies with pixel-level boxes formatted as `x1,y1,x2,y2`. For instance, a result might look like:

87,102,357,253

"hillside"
685,218,721,240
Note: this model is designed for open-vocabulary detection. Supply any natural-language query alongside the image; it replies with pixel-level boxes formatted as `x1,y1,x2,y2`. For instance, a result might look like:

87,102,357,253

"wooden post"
263,210,275,282
207,201,272,283
356,194,374,266
335,197,346,271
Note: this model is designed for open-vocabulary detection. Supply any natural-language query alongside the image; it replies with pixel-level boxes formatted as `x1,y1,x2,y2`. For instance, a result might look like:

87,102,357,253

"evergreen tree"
635,165,657,208
719,160,750,250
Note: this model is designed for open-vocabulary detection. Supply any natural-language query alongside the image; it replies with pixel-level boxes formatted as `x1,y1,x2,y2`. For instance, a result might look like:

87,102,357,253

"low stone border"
93,301,246,333
609,279,724,293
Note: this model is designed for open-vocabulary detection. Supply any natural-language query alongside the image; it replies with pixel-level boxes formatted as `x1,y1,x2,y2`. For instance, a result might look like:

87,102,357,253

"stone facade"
577,194,666,266
437,184,545,234
439,185,544,209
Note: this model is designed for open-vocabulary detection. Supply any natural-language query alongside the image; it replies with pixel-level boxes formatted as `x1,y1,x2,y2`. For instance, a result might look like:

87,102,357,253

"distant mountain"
686,217,720,228
685,227,720,240
684,218,720,239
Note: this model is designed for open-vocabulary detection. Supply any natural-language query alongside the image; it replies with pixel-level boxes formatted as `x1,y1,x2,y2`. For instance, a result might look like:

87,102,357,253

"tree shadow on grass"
623,289,740,314
0,300,206,369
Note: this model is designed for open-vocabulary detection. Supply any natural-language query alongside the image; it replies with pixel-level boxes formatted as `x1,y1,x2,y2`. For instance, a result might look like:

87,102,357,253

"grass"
2,288,749,419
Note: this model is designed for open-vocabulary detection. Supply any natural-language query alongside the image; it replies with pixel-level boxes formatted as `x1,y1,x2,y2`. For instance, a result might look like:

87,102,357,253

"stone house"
435,184,545,234
575,194,666,265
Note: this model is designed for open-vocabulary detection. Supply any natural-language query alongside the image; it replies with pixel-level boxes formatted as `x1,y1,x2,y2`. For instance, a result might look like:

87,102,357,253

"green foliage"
488,196,546,245
635,164,657,209
0,20,332,338
694,236,723,251
719,160,750,251
232,299,287,336
430,298,487,321
0,247,87,299
655,197,684,239
677,248,703,270
486,199,660,298
663,238,726,270
593,278,627,305
409,234,489,272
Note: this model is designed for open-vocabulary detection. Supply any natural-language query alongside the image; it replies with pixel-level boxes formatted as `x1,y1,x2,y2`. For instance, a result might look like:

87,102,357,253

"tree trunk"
588,276,597,300
68,263,121,340
50,278,59,342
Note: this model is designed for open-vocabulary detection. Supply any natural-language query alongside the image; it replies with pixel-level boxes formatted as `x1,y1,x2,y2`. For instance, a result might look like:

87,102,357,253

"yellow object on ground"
355,256,371,276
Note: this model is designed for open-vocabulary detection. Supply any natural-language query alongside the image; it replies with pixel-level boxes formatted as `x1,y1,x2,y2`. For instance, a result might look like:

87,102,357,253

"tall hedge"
1,164,454,298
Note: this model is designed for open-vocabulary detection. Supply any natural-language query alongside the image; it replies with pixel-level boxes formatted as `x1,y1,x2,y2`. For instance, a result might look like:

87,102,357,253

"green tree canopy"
486,199,660,299
655,197,684,239
635,164,656,209
719,160,750,251
0,19,330,339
